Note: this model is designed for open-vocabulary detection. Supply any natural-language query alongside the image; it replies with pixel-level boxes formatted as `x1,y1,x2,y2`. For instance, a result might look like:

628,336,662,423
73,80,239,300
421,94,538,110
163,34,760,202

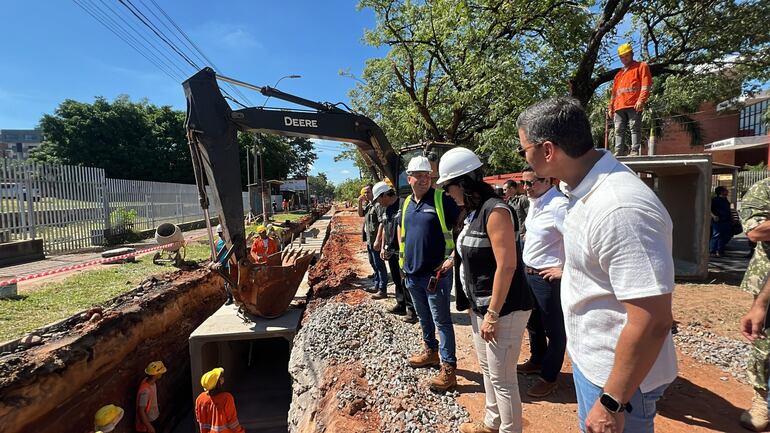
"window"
740,99,769,136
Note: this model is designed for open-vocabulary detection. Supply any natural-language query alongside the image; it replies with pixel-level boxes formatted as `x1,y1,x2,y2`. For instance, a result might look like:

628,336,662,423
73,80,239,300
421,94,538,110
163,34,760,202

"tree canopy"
31,96,317,185
308,172,336,200
348,0,770,173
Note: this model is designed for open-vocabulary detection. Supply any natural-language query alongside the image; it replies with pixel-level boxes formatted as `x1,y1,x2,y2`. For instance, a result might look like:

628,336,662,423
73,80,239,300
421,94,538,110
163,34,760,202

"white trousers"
470,309,530,433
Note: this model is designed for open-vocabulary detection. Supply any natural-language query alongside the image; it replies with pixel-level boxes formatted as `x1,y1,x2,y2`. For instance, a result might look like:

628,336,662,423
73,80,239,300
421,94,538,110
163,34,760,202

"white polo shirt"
561,150,677,393
522,186,568,269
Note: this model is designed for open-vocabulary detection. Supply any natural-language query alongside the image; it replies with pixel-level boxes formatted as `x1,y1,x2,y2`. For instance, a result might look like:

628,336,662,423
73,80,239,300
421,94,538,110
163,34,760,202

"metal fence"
0,160,248,254
737,170,770,197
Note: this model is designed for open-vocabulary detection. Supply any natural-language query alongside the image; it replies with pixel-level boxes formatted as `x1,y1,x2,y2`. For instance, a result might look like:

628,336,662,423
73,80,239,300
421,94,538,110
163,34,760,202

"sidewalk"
0,227,215,289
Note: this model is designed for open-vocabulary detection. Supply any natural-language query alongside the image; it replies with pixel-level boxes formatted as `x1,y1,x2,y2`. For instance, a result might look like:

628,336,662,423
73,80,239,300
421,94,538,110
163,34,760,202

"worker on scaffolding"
195,368,246,433
135,361,166,433
250,225,279,264
609,42,652,157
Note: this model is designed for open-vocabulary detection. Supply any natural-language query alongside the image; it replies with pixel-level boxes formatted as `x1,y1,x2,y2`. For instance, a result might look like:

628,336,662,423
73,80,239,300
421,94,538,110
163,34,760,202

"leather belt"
525,266,541,275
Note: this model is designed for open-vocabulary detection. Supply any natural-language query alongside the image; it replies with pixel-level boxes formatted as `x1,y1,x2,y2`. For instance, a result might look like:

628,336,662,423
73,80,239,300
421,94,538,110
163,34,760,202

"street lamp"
260,74,302,108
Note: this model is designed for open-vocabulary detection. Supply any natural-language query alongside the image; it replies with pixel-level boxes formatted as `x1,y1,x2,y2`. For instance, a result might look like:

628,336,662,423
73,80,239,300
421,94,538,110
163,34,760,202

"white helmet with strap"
436,147,483,185
406,156,432,174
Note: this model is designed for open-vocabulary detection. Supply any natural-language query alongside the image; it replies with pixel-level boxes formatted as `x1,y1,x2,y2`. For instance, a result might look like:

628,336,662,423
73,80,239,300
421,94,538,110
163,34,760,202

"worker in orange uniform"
609,42,652,157
250,225,279,264
196,367,245,433
136,361,166,433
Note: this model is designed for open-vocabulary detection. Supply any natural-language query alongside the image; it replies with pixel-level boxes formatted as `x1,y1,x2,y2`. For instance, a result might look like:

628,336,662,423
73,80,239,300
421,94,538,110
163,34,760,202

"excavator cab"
395,142,456,196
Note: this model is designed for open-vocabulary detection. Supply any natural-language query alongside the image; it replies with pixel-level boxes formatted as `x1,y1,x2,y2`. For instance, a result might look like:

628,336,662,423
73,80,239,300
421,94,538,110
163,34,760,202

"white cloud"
222,28,261,49
196,22,262,51
340,169,351,174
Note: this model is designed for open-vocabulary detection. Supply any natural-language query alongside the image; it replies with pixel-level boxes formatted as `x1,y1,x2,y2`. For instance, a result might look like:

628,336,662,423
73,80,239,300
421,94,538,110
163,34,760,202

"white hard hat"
372,181,393,200
436,147,483,185
406,156,432,174
215,224,223,234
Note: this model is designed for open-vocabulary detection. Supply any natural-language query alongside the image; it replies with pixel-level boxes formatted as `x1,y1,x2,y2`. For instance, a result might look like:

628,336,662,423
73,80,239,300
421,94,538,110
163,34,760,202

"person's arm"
357,197,366,217
584,208,674,433
479,207,517,343
376,224,386,258
137,392,156,433
635,62,652,111
742,277,770,341
226,395,246,433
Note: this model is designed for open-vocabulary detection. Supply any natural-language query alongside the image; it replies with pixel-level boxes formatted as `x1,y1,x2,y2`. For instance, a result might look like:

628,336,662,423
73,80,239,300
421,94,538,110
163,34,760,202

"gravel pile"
673,324,751,382
290,301,469,433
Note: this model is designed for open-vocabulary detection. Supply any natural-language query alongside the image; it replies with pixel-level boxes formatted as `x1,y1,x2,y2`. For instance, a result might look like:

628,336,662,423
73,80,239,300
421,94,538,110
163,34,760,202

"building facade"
0,129,43,159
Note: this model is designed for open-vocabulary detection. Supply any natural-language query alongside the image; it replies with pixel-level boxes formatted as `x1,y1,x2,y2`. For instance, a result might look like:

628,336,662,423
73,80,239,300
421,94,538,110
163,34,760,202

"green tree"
237,133,318,186
31,96,193,183
350,0,770,172
335,178,371,202
308,172,336,200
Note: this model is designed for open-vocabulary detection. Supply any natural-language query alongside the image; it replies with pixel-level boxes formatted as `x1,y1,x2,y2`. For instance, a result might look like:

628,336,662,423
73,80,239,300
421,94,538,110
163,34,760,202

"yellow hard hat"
383,177,393,187
359,186,368,197
201,367,224,391
617,43,633,56
256,225,267,234
144,361,167,376
94,404,124,432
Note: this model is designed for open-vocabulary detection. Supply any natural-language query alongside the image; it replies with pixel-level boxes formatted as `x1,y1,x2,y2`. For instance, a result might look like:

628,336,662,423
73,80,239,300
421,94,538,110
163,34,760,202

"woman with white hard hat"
437,146,533,433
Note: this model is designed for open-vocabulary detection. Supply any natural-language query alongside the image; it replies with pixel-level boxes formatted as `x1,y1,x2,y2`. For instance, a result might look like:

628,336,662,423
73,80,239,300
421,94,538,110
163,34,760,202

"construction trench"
0,207,469,433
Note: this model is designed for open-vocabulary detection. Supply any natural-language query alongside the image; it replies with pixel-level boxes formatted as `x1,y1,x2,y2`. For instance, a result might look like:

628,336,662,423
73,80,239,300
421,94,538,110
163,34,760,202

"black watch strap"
600,392,633,413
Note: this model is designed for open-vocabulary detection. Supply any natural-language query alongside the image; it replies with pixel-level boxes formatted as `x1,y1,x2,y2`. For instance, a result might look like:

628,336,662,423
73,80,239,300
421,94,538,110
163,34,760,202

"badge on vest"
422,209,437,214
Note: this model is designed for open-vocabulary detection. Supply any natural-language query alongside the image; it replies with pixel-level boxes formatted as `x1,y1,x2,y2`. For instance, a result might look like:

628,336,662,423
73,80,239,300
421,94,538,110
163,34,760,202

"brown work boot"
740,388,769,431
459,421,498,433
527,378,558,398
517,359,541,375
430,362,457,392
408,345,440,368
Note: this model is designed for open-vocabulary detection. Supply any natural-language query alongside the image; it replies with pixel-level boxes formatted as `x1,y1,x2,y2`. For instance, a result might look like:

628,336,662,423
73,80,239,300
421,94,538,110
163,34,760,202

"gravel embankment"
673,324,751,383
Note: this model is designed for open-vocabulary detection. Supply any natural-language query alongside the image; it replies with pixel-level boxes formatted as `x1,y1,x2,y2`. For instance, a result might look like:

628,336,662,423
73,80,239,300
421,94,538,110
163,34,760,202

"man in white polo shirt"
516,97,677,433
517,166,569,398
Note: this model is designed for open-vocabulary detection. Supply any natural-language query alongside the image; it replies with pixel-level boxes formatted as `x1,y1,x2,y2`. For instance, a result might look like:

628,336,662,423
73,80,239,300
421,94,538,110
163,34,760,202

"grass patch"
0,241,214,343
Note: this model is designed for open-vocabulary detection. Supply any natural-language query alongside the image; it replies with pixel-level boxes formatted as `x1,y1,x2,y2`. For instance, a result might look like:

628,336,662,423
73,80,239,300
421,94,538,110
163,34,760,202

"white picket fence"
0,160,248,254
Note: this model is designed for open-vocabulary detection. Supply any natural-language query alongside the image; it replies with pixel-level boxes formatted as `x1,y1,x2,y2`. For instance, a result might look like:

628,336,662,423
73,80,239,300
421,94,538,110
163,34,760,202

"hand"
585,400,625,433
436,258,454,275
208,262,223,271
634,100,645,112
741,305,768,341
607,107,614,119
481,315,497,343
373,241,382,251
539,267,562,281
380,249,387,260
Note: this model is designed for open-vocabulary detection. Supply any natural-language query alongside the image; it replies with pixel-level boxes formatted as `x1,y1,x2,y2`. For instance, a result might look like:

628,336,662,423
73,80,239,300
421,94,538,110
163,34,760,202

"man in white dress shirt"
516,97,677,433
516,166,569,398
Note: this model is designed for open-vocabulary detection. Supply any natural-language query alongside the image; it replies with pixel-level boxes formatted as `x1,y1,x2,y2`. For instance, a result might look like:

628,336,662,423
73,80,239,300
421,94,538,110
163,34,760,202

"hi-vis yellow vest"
399,188,455,269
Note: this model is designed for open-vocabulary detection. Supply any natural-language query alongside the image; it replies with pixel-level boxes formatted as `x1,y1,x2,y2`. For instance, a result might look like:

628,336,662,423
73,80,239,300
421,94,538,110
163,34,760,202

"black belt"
525,266,541,275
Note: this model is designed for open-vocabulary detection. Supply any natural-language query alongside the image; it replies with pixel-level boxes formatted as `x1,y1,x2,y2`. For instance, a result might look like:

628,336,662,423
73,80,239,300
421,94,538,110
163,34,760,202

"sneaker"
387,305,407,316
517,359,542,375
628,149,640,156
527,378,558,398
459,422,498,433
430,362,457,392
367,273,376,279
408,345,440,368
402,310,418,324
364,287,379,294
740,388,769,431
371,292,387,300
225,296,234,306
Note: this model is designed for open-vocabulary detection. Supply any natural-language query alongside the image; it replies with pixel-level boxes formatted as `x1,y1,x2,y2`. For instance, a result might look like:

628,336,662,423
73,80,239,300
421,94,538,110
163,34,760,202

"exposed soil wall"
0,268,225,433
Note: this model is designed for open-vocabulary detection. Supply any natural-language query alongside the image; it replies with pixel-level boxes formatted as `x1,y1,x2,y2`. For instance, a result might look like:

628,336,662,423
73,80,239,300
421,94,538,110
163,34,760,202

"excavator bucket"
232,247,314,318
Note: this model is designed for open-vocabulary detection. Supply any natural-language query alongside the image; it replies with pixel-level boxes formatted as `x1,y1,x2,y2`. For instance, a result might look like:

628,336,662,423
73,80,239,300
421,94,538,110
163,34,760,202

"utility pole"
257,146,268,222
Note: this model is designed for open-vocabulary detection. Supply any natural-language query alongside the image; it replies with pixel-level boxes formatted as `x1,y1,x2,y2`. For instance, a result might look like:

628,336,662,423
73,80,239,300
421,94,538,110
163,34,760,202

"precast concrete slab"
187,212,332,432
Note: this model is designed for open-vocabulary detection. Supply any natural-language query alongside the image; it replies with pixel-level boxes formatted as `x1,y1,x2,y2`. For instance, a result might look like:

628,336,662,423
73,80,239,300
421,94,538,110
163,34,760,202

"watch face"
600,393,621,412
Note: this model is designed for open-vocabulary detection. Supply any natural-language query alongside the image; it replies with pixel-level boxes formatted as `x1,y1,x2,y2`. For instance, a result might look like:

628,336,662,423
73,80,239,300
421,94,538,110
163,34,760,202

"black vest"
455,197,533,316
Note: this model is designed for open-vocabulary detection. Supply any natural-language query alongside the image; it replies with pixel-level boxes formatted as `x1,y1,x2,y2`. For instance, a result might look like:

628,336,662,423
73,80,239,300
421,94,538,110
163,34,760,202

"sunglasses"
517,142,543,157
521,178,546,187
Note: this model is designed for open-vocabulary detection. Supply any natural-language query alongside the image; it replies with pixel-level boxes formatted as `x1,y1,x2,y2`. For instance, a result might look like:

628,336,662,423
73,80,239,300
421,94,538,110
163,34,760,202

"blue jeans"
405,273,456,365
709,221,732,255
573,363,669,433
525,273,566,383
367,245,388,292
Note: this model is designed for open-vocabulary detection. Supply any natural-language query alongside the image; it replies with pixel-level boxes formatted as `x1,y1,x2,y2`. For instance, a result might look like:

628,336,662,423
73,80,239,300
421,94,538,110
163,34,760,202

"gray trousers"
614,108,642,154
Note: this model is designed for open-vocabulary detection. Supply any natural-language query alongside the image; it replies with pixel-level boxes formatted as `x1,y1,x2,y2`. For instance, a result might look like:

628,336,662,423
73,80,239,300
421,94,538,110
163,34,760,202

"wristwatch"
600,392,632,413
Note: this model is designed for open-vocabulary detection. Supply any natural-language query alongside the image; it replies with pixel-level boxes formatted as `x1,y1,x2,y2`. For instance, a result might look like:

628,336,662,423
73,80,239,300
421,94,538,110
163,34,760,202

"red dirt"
303,210,756,433
308,362,381,433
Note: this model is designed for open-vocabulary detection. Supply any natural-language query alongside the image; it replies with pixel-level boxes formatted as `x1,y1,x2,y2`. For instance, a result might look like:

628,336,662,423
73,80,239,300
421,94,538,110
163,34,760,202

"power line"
72,0,182,82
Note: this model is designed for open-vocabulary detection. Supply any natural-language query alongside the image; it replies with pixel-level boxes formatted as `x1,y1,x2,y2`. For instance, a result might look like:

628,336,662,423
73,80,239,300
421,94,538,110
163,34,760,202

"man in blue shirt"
400,155,461,392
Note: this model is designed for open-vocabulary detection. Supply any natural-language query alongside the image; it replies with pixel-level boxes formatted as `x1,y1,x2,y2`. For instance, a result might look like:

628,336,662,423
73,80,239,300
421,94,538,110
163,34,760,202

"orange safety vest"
195,391,245,433
250,237,279,263
610,61,652,111
135,379,156,431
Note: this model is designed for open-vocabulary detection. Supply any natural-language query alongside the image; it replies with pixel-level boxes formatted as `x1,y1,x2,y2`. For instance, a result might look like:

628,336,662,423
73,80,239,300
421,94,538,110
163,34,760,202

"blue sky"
0,1,384,184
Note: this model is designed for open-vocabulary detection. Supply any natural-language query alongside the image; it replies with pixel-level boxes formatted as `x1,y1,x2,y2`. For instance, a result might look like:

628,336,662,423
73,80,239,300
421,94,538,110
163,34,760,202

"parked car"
0,183,41,201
